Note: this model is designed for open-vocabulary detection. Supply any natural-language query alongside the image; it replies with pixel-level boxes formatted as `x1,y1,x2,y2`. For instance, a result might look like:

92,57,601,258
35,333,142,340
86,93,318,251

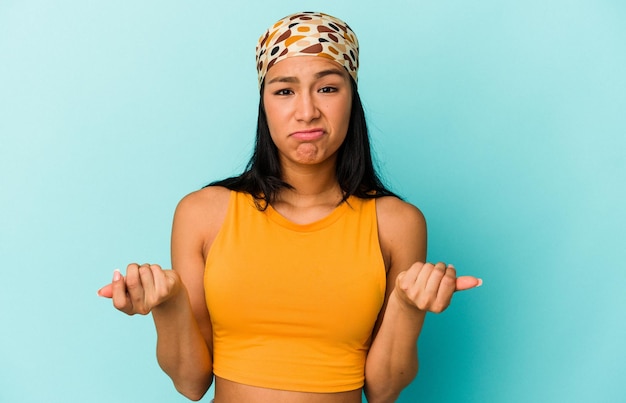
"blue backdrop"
1,1,624,402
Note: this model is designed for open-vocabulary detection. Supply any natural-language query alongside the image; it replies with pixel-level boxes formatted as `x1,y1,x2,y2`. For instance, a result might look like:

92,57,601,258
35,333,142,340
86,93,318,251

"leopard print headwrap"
256,12,359,88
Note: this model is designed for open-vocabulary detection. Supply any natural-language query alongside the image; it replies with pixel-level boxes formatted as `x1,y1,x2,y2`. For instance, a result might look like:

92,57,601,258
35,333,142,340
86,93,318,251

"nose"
294,91,321,122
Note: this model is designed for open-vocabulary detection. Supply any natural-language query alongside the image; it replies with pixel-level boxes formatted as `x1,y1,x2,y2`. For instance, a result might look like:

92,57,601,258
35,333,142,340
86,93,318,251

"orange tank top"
204,191,386,393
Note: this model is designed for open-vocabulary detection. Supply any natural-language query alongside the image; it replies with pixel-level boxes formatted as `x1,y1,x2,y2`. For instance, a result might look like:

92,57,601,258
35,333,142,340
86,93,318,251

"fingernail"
477,278,483,287
96,288,103,297
448,263,455,269
113,269,122,282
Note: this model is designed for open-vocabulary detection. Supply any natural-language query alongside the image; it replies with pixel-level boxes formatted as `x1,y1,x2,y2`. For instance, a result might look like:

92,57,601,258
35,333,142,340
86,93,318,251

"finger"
401,262,434,309
111,269,132,313
397,262,421,288
455,276,483,291
433,267,457,312
125,263,145,309
420,264,446,308
396,262,428,297
162,268,179,290
413,262,435,294
149,264,164,291
97,283,113,298
149,267,181,313
139,264,157,300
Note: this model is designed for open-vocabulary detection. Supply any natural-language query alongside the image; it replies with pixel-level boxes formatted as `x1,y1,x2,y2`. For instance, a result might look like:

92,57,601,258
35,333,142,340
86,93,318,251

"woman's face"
262,56,352,168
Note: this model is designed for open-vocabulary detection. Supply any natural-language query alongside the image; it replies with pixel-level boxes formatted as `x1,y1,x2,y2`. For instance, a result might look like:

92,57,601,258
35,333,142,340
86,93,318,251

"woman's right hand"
97,263,181,315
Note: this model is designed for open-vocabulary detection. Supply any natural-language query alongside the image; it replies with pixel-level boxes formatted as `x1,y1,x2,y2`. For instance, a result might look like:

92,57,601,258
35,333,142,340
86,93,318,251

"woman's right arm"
102,187,229,401
158,189,216,399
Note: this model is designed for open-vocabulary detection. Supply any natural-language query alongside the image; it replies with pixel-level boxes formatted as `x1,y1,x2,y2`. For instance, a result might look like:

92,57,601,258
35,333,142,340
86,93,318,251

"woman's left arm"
364,197,481,403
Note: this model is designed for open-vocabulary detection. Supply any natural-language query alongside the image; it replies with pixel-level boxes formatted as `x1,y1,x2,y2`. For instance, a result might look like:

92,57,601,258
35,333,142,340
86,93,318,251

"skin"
98,56,481,403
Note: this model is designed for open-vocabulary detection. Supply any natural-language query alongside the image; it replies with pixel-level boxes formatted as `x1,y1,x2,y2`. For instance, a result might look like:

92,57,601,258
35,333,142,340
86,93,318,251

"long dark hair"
209,78,398,209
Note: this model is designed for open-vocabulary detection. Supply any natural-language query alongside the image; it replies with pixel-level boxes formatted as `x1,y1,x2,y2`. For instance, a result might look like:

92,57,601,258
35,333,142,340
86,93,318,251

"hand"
97,263,181,315
394,262,481,314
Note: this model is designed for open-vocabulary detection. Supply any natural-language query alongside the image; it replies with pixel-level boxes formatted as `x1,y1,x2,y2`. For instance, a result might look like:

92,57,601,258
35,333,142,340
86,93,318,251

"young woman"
99,12,481,403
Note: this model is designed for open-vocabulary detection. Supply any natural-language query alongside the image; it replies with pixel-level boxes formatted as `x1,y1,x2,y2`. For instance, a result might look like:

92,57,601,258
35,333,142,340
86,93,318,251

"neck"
276,159,343,208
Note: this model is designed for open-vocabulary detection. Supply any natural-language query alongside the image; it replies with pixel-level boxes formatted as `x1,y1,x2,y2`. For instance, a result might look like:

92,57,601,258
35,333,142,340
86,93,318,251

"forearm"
152,287,213,401
364,290,426,403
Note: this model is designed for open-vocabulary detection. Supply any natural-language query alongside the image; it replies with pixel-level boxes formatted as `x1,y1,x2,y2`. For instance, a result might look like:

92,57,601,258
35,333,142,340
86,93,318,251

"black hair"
208,78,398,209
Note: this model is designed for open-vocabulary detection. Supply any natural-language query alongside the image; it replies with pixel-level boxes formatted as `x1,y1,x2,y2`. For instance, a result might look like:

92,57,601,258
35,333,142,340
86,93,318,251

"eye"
274,89,293,96
319,86,337,93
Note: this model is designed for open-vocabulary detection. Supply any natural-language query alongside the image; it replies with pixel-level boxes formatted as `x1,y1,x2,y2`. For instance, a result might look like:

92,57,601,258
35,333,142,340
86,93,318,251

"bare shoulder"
175,185,231,220
173,186,231,255
375,196,427,268
376,196,426,235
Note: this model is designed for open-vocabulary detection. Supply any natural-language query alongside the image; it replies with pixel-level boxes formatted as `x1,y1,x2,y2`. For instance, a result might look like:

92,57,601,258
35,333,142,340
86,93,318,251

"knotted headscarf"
255,12,359,88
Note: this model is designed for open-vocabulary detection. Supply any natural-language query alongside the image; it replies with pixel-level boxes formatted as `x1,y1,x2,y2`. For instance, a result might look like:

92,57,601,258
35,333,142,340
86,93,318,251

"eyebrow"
266,68,346,85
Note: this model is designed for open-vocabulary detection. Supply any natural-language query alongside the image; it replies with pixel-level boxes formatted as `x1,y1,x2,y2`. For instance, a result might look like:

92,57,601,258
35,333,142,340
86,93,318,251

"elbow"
172,372,213,401
365,366,419,403
180,390,206,402
158,356,213,401
175,378,212,402
364,388,401,403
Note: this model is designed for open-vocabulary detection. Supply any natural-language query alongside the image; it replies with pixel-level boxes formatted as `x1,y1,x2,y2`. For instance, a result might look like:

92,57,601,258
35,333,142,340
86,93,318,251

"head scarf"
255,12,359,88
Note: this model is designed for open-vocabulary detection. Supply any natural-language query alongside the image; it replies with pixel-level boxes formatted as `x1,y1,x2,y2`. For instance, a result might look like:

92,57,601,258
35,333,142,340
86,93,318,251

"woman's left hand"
393,262,481,314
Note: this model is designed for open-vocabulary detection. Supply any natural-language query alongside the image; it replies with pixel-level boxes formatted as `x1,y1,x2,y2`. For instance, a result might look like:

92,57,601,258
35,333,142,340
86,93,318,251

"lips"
290,128,325,141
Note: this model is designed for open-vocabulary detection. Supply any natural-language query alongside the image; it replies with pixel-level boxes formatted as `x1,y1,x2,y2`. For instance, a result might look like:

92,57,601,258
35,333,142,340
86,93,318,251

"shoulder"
375,196,426,233
175,185,231,217
375,196,427,269
173,186,232,253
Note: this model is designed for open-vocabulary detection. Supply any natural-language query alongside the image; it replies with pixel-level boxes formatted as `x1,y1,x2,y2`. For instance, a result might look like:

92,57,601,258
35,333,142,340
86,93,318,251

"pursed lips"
289,128,325,141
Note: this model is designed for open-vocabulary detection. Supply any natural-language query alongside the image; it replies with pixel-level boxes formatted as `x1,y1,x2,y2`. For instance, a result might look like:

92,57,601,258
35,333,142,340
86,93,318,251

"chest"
204,197,386,343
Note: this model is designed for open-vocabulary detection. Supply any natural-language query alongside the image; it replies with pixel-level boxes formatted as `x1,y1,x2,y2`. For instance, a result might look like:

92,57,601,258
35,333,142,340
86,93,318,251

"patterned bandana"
255,12,359,88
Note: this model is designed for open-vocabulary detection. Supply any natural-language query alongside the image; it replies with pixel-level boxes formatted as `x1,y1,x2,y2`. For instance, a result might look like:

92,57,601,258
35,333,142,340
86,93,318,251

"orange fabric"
204,191,386,392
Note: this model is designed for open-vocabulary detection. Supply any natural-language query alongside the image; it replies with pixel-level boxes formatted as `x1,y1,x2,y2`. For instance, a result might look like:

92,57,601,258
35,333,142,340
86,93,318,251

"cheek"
268,105,286,120
263,100,281,133
340,101,352,130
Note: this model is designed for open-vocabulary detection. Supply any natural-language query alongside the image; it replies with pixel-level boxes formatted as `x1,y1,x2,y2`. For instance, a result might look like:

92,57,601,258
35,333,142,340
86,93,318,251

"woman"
99,12,481,403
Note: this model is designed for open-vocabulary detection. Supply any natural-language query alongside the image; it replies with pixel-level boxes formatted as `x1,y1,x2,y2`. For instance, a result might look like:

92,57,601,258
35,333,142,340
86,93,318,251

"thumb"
455,276,483,291
97,283,113,298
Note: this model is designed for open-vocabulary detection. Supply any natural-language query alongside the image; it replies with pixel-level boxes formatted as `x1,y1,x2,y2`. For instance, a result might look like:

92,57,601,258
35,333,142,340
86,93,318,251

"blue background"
1,1,625,402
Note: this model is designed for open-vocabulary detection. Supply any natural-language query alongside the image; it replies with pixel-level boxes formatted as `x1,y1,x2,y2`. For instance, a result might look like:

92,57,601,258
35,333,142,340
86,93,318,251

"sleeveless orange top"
204,191,386,392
